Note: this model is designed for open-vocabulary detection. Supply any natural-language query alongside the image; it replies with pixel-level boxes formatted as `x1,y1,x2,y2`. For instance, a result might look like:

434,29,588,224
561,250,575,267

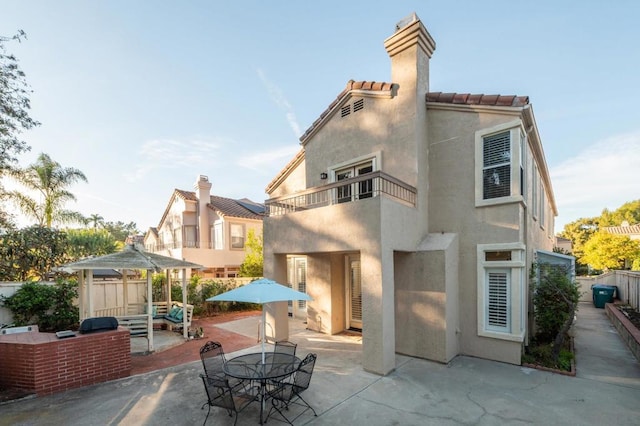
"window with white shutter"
477,243,526,342
486,270,510,332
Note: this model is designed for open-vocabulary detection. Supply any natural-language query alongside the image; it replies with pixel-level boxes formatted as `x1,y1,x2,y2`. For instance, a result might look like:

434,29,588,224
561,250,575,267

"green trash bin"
592,284,616,308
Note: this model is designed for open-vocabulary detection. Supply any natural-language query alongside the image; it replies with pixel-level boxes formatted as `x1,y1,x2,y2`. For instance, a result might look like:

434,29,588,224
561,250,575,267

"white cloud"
257,68,302,137
238,144,301,172
124,138,221,182
551,130,640,231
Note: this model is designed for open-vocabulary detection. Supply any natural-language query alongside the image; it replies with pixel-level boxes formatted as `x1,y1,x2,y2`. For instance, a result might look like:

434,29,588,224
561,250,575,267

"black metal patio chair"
274,340,297,356
199,340,250,396
200,373,254,426
268,340,298,378
265,353,318,425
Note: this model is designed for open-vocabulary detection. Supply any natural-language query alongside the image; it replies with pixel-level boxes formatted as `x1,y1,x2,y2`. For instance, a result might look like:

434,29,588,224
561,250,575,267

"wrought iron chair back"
274,340,297,356
200,340,250,394
266,353,318,425
292,352,315,393
200,340,226,379
200,374,252,426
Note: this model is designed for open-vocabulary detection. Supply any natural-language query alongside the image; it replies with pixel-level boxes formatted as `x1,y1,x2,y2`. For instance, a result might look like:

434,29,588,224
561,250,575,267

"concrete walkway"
574,301,640,389
2,304,640,425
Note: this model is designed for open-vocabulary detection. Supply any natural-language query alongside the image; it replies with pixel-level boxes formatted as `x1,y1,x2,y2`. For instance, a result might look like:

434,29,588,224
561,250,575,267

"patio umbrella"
206,278,312,363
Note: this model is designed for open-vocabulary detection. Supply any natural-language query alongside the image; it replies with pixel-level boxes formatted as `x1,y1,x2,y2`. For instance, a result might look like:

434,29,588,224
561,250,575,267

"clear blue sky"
2,1,639,233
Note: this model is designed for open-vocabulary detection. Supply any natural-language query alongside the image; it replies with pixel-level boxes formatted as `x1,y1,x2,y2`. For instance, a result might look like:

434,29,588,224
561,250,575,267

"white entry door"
287,256,307,319
346,255,362,330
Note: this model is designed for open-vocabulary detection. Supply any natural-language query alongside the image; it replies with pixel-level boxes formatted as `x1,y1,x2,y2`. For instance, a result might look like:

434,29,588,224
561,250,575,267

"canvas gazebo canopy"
62,244,203,351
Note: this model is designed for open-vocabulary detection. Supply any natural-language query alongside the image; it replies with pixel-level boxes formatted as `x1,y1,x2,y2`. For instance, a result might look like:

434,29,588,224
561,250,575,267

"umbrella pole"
261,306,266,364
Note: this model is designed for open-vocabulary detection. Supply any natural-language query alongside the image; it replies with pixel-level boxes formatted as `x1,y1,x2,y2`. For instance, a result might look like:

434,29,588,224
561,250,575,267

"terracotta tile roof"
175,189,197,201
602,224,640,235
300,80,396,143
426,92,529,107
209,195,265,220
158,189,264,227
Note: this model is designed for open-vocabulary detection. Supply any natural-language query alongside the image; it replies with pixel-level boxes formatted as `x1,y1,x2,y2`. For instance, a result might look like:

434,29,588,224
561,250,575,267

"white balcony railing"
265,171,416,217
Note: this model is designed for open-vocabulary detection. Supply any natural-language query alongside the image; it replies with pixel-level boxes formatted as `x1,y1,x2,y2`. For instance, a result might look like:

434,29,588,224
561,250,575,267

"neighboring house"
555,236,573,253
602,221,640,241
263,13,568,375
144,175,264,278
602,221,640,269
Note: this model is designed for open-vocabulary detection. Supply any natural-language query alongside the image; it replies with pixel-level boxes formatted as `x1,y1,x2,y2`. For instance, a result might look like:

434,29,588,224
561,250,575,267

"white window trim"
229,223,246,250
213,221,224,250
477,243,526,342
532,165,539,221
475,120,526,207
328,151,381,182
540,189,546,231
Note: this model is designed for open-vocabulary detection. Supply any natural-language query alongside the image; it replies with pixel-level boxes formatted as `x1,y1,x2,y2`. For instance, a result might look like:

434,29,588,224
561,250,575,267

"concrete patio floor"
2,302,640,425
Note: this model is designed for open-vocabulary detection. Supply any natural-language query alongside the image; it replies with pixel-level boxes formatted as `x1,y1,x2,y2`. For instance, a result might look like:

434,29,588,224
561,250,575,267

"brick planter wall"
606,303,640,362
0,327,131,396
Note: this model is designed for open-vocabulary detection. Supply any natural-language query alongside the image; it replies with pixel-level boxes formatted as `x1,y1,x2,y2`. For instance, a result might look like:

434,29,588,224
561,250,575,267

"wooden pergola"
62,244,203,352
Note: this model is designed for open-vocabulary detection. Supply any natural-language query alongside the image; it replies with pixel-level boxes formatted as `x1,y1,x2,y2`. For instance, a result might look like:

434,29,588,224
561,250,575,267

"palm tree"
86,213,104,229
7,153,88,228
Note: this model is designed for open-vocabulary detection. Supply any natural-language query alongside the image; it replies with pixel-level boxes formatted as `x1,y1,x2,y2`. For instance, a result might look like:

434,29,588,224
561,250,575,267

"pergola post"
146,269,154,352
122,269,129,315
181,270,188,338
87,271,94,318
78,270,86,321
167,270,172,306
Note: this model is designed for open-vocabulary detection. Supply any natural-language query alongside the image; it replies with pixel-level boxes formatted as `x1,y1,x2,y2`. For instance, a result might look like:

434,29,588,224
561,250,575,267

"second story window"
213,222,223,250
475,121,526,207
482,131,511,200
230,223,245,249
183,226,197,248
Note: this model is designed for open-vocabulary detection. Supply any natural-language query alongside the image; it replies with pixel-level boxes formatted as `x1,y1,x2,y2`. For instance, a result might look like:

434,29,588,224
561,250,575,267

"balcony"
265,171,416,216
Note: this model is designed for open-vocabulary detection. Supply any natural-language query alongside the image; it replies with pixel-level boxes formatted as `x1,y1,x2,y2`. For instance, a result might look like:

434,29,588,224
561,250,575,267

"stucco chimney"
384,12,435,97
383,13,436,225
194,175,212,248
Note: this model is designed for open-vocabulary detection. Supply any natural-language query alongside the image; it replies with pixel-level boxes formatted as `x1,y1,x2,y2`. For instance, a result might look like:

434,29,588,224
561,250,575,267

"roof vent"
353,99,364,112
341,105,351,117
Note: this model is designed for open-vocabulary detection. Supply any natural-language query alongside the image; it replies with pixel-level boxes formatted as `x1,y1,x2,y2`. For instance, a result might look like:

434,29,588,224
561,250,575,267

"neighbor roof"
157,189,264,228
602,224,640,235
209,195,265,219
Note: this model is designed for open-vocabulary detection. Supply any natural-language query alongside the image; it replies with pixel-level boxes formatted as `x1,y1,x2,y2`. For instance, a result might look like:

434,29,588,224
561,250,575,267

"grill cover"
79,316,119,334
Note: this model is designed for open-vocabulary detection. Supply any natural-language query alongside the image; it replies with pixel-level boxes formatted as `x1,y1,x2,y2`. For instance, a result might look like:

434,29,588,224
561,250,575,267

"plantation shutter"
487,270,509,331
483,131,511,199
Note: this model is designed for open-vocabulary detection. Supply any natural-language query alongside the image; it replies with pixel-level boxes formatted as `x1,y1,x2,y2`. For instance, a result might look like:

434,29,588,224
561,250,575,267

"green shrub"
168,277,260,316
532,263,579,342
0,280,79,331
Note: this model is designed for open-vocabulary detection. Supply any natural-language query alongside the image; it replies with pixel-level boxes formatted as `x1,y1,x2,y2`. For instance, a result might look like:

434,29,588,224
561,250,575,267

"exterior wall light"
320,172,328,180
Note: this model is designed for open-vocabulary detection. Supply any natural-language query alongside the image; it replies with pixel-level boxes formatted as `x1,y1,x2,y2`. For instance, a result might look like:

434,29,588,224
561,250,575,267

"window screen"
483,131,511,199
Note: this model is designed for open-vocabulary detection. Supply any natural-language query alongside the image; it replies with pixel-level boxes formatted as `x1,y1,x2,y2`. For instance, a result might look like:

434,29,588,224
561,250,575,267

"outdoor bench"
116,314,150,338
117,302,193,337
151,301,194,331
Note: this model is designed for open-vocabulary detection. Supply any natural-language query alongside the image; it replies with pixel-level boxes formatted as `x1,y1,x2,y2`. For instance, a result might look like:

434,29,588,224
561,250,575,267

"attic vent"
353,99,364,112
341,105,351,117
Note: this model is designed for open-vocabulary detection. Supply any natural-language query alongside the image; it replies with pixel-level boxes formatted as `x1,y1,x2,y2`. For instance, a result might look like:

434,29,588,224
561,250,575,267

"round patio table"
224,352,300,424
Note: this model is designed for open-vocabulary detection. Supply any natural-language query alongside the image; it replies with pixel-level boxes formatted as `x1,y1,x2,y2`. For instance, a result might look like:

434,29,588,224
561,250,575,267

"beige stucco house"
263,14,562,375
144,175,264,278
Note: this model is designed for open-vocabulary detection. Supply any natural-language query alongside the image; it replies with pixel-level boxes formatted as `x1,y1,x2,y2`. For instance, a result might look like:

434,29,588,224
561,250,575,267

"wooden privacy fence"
577,271,640,310
1,278,256,325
